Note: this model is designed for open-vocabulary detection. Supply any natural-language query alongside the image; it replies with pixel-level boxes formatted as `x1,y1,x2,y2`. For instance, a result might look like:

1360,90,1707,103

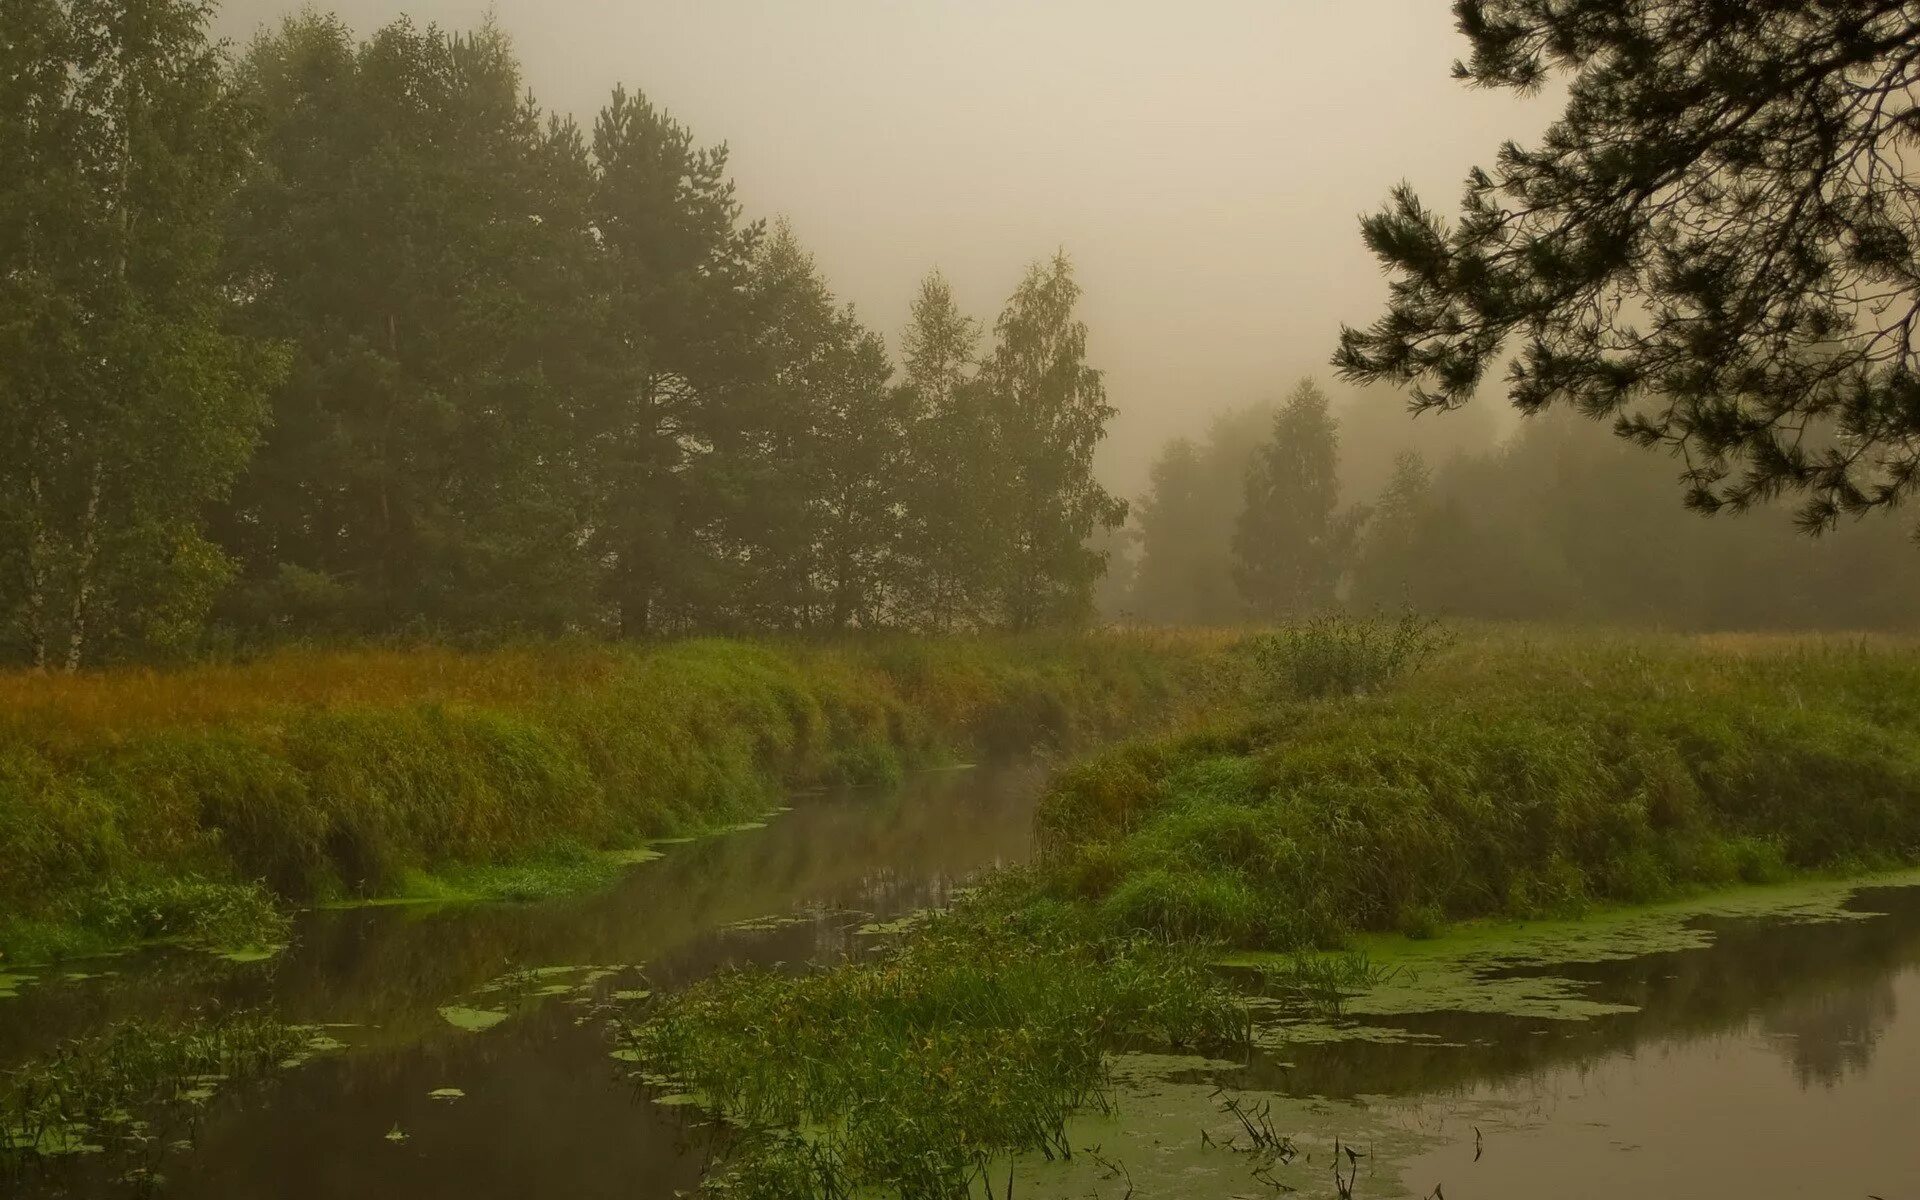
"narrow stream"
6,764,1920,1198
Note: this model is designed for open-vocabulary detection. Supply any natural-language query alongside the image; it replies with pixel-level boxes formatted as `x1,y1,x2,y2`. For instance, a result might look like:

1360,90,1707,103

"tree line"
0,2,1126,667
1124,379,1920,632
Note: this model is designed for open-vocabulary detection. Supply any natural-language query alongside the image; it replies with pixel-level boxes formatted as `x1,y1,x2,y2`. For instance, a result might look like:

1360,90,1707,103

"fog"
212,0,1547,497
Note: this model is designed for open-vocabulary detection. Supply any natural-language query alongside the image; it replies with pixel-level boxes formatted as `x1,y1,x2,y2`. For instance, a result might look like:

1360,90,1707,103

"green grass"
1033,628,1920,948
616,904,1248,1200
0,633,1225,963
0,876,290,964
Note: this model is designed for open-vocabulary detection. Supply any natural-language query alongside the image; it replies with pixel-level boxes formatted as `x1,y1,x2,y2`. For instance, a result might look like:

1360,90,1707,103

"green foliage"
0,875,289,965
0,0,282,668
1035,633,1920,949
1257,950,1398,1015
1335,1,1920,533
1232,379,1364,619
218,13,604,635
1242,610,1450,700
618,907,1248,1200
979,254,1130,631
895,272,997,631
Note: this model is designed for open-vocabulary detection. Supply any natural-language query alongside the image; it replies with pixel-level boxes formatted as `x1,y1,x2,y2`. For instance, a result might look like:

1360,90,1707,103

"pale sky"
212,0,1552,497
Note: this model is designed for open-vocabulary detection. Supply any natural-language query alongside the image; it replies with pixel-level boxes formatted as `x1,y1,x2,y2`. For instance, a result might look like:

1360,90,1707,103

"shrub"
1243,610,1451,701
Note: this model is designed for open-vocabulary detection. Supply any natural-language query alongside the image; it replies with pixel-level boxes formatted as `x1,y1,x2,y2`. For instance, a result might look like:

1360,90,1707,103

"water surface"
7,766,1920,1199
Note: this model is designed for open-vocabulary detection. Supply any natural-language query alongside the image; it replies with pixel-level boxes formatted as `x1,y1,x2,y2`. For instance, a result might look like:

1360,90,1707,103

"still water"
5,764,1919,1199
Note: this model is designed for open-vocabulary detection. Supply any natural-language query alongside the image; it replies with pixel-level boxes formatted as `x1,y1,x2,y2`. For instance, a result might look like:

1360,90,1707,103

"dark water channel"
5,763,1920,1199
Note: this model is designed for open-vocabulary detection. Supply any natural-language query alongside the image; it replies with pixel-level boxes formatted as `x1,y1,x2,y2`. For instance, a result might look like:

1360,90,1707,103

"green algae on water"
437,1006,509,1033
1011,1052,1441,1200
1229,869,1920,1027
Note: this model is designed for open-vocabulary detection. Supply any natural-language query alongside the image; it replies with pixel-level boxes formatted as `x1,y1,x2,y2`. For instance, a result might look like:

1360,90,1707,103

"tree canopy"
1336,0,1920,534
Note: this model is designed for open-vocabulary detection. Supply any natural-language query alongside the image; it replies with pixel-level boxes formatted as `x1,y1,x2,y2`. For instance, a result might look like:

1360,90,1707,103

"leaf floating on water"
427,1087,465,1102
437,1006,509,1033
218,946,285,964
384,1124,408,1143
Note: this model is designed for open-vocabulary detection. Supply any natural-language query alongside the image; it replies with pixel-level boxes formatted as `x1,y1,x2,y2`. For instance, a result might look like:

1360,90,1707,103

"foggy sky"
212,0,1553,499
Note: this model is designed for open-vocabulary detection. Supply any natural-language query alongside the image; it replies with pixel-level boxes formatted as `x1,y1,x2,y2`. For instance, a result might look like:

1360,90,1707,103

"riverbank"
624,626,1920,1198
0,634,1226,964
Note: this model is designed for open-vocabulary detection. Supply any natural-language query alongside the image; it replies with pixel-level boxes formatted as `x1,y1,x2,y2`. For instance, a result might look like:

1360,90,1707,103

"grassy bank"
1032,629,1920,946
622,624,1920,1198
0,633,1225,963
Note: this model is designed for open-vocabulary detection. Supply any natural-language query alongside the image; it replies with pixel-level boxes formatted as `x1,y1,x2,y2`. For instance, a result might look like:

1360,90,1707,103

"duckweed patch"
1010,1053,1440,1200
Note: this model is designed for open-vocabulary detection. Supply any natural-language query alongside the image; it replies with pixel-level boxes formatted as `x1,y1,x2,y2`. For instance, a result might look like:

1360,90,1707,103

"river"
5,763,1918,1198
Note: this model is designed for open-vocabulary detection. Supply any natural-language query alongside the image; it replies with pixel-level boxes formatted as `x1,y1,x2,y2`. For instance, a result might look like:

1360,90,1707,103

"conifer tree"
1336,0,1920,534
1131,403,1273,625
589,85,761,635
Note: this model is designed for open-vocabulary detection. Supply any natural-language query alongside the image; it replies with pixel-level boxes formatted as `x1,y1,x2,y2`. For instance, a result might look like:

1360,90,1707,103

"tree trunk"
64,464,101,673
24,472,50,672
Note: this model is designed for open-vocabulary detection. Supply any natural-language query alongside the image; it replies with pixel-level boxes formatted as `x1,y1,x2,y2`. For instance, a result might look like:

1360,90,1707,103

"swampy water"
5,764,1920,1199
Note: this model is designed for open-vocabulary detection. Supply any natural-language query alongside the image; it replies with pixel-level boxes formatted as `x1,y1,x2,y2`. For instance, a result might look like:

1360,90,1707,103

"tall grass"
0,634,1223,962
1,1013,309,1164
1035,630,1920,947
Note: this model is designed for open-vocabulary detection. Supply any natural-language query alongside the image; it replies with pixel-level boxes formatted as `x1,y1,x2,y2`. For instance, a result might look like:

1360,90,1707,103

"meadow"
0,633,1227,963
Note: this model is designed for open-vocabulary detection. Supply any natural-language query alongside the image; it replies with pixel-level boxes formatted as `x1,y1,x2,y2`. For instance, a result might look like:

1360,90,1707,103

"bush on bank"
1034,633,1920,946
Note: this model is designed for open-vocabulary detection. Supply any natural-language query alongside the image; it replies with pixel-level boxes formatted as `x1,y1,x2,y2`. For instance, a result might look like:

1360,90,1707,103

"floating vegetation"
427,1088,465,1102
384,1124,408,1143
615,909,1248,1200
436,1006,510,1034
435,962,642,1035
0,1013,322,1171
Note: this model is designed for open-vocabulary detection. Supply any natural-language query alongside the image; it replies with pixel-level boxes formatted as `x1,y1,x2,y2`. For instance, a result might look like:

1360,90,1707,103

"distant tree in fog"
896,272,998,630
1233,379,1361,618
1130,403,1273,625
979,254,1128,631
1350,451,1432,611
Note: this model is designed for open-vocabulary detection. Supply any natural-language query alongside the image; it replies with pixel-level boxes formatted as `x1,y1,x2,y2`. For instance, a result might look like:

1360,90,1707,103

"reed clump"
618,905,1248,1200
1,1013,310,1164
